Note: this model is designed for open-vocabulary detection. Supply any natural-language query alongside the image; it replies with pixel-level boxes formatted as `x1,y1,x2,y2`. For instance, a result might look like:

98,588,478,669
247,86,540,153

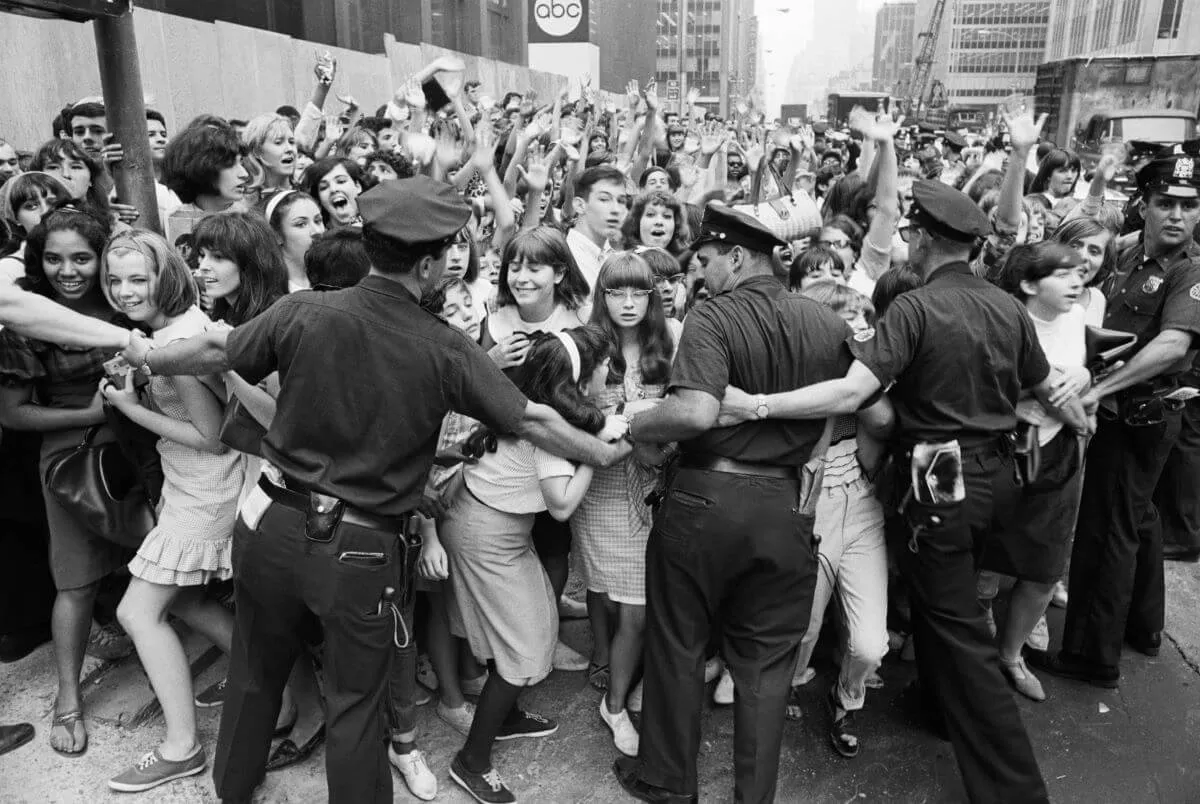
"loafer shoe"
265,724,325,772
108,746,206,792
613,756,697,803
599,698,639,757
1026,650,1119,689
1126,631,1161,657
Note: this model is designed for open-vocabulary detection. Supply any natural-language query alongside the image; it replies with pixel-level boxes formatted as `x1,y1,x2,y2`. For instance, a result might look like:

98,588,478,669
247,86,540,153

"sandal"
785,684,804,721
588,662,610,692
826,690,859,759
49,710,88,757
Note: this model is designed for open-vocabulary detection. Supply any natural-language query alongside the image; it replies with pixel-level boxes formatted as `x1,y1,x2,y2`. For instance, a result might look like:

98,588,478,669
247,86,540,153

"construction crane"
908,0,948,120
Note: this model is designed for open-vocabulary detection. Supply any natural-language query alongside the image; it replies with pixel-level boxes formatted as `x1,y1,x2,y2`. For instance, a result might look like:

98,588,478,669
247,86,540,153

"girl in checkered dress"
575,252,681,756
98,230,245,792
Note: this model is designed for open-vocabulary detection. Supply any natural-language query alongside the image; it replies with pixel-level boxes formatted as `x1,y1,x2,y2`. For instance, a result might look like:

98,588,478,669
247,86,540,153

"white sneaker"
558,595,588,620
552,640,590,672
389,747,438,801
416,653,439,691
791,667,816,687
713,668,734,705
627,680,643,713
437,700,477,736
1025,614,1050,653
599,698,640,757
703,656,723,684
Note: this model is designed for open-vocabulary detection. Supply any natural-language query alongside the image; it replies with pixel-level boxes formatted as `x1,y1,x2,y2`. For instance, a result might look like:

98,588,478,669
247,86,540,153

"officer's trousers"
1063,410,1180,668
901,446,1047,804
213,502,398,804
1155,400,1200,553
635,467,817,803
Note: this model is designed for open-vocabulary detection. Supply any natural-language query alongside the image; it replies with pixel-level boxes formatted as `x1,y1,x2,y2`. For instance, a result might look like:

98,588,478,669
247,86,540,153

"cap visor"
1161,185,1200,199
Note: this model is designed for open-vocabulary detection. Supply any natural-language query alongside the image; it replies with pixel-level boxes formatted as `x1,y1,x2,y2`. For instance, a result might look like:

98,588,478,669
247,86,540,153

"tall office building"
873,2,916,94
654,0,755,115
1045,0,1199,60
914,0,1051,113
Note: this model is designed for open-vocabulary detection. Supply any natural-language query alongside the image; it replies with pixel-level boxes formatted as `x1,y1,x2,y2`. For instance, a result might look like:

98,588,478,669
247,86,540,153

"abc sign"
533,0,583,37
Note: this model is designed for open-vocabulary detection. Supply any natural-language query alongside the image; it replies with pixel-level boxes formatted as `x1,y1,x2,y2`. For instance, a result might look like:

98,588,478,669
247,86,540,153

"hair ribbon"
264,189,297,223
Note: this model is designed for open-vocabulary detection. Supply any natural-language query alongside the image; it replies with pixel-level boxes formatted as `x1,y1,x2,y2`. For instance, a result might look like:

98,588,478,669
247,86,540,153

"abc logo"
533,0,583,37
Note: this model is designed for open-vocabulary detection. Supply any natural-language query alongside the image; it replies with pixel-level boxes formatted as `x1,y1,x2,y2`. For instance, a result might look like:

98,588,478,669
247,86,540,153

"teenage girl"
242,115,298,198
1052,216,1116,329
620,190,690,254
788,244,845,293
0,172,72,283
98,230,245,792
0,208,119,758
30,140,112,224
301,157,365,229
261,190,326,292
576,253,680,757
439,326,623,802
443,227,493,321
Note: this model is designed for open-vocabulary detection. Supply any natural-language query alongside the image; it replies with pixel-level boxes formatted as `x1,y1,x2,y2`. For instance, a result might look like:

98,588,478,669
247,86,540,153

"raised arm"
998,111,1046,233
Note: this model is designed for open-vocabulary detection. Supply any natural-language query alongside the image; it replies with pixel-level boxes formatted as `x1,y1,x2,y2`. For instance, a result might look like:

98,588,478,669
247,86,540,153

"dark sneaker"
86,622,133,661
108,746,206,792
495,709,557,741
194,678,226,708
449,754,516,804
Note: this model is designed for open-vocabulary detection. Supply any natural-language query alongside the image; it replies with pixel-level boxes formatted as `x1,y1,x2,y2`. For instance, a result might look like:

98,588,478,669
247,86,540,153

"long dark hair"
192,211,287,324
589,252,674,385
21,206,111,300
505,325,610,433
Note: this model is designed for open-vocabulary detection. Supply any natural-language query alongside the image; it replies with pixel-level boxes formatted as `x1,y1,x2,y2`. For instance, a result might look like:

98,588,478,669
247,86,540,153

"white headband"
264,189,297,223
555,331,582,382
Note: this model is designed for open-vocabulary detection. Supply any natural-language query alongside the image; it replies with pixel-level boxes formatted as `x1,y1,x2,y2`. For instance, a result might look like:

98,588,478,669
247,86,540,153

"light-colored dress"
572,354,672,606
129,307,245,586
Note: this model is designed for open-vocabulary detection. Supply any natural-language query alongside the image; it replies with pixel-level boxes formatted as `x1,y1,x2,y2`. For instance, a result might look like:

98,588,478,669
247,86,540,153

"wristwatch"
754,394,769,420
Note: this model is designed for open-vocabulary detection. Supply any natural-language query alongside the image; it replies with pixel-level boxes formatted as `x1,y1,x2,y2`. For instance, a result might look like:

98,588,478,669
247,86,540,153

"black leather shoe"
1026,651,1119,688
1126,631,1162,657
265,724,325,772
0,723,34,756
1163,545,1200,563
0,625,52,663
612,757,698,803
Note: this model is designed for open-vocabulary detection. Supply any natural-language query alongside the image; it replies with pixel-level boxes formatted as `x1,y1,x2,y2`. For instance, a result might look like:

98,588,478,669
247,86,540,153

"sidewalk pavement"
2,563,1199,803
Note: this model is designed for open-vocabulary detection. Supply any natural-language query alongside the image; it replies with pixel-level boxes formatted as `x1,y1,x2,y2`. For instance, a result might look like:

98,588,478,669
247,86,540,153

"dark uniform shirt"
1103,239,1200,377
669,275,853,466
226,275,528,515
850,262,1050,446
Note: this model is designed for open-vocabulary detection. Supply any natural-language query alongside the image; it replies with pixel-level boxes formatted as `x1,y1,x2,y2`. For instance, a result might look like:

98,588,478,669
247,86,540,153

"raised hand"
470,125,497,172
433,127,463,172
403,81,426,109
849,106,904,142
699,122,727,156
1003,109,1047,152
516,143,551,193
686,87,701,106
626,79,641,109
644,78,660,111
314,50,336,86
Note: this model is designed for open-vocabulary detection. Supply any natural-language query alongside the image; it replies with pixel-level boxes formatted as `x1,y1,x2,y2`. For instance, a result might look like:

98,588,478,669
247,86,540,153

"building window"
1118,0,1141,43
1091,0,1115,50
1158,0,1184,39
1068,0,1088,54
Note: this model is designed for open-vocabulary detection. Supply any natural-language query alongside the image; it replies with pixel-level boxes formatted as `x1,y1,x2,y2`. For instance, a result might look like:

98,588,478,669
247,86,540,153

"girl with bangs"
1028,149,1082,232
96,229,245,791
1051,216,1117,328
0,207,121,758
0,172,72,284
242,115,299,199
443,226,494,321
300,157,364,230
577,251,681,757
482,225,596,677
620,190,690,255
30,139,112,224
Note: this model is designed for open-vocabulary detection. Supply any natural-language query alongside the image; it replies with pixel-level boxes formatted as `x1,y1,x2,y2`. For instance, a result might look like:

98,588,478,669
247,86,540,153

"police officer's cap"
1136,144,1200,199
690,203,787,254
943,132,967,151
358,176,471,247
909,179,990,242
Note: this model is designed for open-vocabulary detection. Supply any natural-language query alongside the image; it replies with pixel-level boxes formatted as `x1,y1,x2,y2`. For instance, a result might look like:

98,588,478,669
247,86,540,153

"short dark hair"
362,227,451,276
505,326,611,434
357,117,391,135
465,80,482,92
788,243,842,291
228,118,249,128
275,105,300,120
999,242,1084,300
29,138,111,220
162,116,243,204
66,102,106,132
577,165,626,201
145,108,166,127
305,228,372,290
871,266,922,318
361,150,415,185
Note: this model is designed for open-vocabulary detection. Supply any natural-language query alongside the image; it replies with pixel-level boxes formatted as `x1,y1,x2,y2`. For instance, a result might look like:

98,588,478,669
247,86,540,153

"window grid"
1092,0,1116,50
1117,0,1141,44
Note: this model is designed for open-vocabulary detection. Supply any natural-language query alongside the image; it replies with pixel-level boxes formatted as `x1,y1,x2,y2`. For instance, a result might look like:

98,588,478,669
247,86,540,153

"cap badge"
1173,157,1195,180
1190,282,1200,302
1142,276,1164,294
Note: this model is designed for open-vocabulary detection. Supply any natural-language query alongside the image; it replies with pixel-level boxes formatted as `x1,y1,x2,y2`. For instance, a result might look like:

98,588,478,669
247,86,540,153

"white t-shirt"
486,303,586,343
1079,287,1106,329
464,436,576,515
1030,304,1086,445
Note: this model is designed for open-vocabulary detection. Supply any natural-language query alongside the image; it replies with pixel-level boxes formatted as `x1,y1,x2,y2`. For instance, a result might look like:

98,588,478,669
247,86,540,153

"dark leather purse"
219,397,267,457
1085,326,1138,381
43,425,157,549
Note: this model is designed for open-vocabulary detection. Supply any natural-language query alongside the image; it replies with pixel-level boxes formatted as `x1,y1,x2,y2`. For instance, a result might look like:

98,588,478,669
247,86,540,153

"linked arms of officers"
514,403,633,468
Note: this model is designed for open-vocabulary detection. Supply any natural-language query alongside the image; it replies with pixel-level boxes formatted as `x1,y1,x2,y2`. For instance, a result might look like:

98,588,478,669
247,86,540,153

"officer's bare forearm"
0,286,130,348
767,362,882,419
1091,330,1192,399
146,331,232,377
629,389,718,443
856,395,895,440
516,402,626,467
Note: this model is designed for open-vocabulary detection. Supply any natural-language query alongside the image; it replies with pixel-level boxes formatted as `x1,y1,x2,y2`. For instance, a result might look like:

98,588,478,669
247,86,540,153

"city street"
2,562,1199,804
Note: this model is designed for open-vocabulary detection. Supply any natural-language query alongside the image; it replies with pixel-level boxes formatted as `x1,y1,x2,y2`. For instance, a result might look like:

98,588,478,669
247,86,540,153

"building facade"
1045,0,1199,61
873,2,916,94
914,0,1051,112
654,0,755,115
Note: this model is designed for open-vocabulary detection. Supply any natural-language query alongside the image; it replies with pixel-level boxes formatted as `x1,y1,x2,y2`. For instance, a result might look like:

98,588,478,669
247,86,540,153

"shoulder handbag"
43,425,157,549
733,158,823,243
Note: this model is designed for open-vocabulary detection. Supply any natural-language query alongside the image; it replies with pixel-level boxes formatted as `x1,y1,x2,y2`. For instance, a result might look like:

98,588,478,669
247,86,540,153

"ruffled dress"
128,307,244,586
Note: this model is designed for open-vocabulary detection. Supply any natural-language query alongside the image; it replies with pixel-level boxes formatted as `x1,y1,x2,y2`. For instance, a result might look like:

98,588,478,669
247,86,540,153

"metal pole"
677,0,688,112
94,7,161,235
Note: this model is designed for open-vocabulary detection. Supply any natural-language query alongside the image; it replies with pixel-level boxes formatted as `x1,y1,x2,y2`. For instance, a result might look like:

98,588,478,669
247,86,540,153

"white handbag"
733,160,823,242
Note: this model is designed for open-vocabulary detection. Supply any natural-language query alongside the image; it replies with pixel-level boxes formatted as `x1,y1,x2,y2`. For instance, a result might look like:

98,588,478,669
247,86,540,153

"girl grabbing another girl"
440,326,624,803
98,230,246,792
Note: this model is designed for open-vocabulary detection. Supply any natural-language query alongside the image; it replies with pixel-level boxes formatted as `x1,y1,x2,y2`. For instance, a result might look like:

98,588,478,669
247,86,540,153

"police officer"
1156,353,1200,563
1034,147,1200,683
613,203,887,803
715,180,1091,803
120,176,631,804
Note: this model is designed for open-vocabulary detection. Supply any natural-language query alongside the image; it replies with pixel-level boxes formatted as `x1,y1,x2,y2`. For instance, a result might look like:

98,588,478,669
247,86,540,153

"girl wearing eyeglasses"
576,252,681,757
